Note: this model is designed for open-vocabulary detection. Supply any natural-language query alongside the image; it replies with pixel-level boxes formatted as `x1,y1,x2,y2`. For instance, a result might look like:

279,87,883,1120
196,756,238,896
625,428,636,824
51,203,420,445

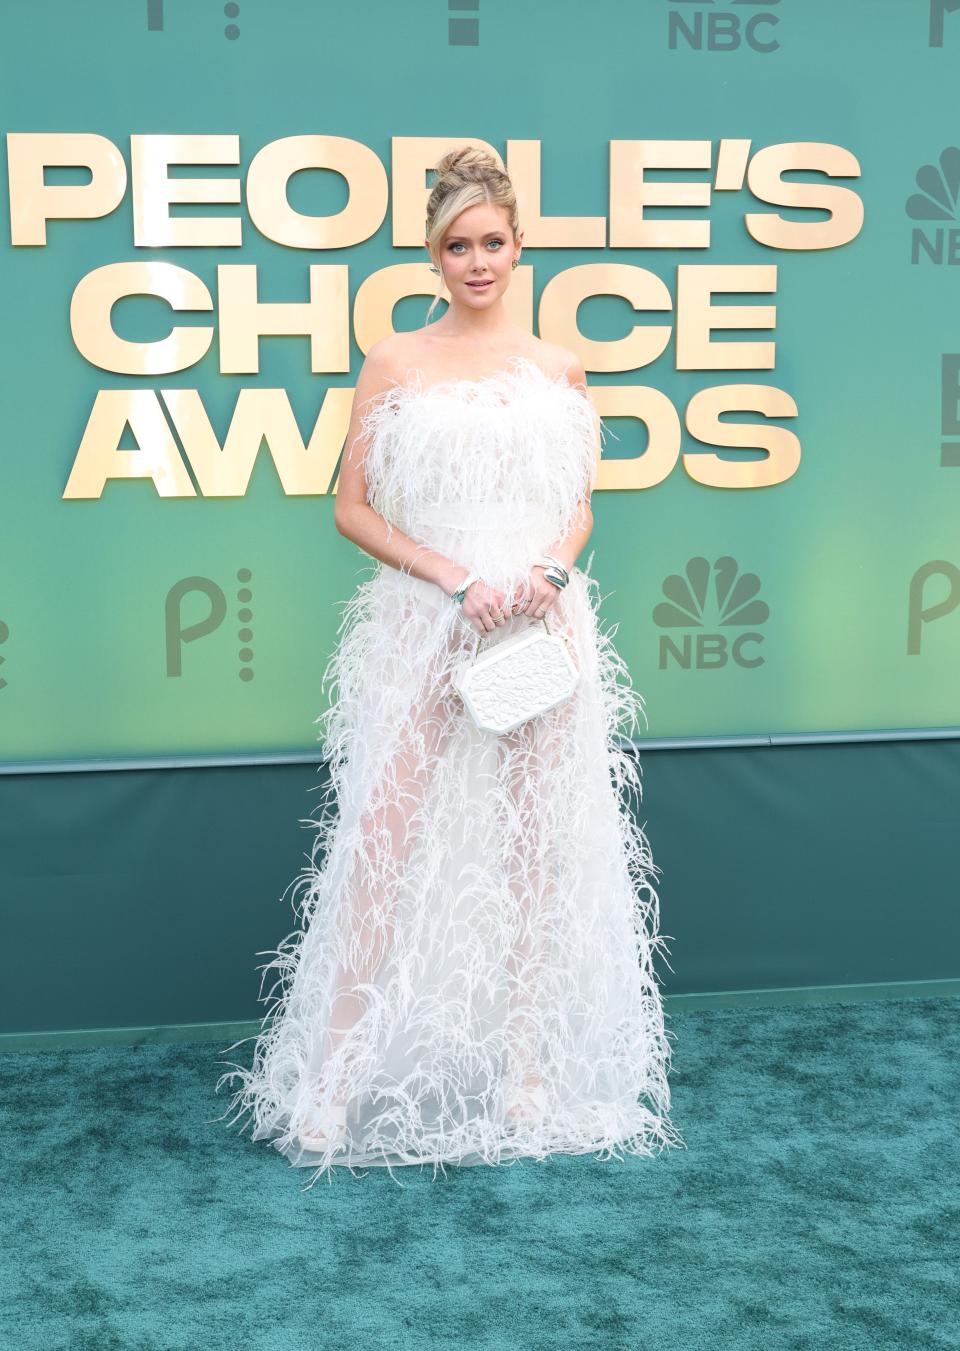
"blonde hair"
424,146,519,324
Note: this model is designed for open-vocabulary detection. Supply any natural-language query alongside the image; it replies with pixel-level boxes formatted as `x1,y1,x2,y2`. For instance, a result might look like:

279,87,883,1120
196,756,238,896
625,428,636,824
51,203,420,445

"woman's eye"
448,240,504,253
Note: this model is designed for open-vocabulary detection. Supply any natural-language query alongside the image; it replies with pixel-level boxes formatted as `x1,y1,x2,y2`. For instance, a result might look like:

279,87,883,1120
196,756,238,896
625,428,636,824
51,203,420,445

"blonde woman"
217,146,684,1185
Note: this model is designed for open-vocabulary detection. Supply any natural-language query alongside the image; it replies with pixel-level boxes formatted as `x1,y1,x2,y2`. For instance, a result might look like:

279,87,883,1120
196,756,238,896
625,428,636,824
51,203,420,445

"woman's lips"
467,279,493,289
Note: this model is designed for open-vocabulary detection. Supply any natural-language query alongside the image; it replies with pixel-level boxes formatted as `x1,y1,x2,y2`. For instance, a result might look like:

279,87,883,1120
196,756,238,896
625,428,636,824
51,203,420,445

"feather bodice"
356,355,600,549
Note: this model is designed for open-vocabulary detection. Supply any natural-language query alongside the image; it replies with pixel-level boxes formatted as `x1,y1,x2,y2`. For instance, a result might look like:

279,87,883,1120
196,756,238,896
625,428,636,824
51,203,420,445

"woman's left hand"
508,565,561,619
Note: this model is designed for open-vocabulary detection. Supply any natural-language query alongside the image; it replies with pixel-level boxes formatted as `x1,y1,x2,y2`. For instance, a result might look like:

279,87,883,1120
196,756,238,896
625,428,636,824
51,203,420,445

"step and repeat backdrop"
1,0,958,767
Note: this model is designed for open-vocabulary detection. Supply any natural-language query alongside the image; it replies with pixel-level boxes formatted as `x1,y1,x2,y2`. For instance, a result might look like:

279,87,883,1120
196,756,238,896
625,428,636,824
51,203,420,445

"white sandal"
298,1102,348,1151
503,1076,548,1127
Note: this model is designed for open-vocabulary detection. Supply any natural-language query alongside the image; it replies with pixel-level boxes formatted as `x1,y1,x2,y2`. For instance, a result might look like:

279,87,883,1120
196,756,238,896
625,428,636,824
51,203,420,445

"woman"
216,146,684,1186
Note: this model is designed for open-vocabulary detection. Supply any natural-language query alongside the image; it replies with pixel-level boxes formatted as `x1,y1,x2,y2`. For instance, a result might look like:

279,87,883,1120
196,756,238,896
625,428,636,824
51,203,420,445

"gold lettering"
506,140,606,247
684,384,800,487
593,385,682,490
610,140,713,248
63,387,353,499
246,135,388,248
70,262,214,374
7,132,126,245
677,264,778,370
539,264,672,370
130,134,241,247
63,390,196,498
217,264,349,373
746,142,864,249
161,386,351,495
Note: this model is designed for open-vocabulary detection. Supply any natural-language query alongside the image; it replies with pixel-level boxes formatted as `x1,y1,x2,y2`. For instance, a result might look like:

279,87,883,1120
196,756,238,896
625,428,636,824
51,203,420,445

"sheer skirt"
214,560,683,1187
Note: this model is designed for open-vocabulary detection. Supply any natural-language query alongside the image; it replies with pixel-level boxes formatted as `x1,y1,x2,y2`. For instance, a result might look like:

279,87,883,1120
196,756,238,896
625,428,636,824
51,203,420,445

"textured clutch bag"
451,611,580,735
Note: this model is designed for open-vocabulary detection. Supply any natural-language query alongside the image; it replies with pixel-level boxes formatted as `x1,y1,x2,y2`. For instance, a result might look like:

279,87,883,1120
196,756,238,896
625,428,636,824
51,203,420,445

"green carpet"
2,996,957,1350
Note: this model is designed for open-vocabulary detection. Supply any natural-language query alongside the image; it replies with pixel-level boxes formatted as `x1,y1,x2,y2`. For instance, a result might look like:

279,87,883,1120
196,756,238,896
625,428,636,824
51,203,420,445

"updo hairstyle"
424,146,520,323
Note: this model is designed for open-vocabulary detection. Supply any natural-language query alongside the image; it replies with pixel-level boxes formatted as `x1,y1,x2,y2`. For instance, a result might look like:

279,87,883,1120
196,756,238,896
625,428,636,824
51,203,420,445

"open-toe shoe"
298,1102,349,1152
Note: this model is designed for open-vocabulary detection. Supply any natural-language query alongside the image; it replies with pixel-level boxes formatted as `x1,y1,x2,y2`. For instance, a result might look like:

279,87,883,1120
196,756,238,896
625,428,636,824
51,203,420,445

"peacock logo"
907,148,960,268
653,556,769,670
906,147,960,221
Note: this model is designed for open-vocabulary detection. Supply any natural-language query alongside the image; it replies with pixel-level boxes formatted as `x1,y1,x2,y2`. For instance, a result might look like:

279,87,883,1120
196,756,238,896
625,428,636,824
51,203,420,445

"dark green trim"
3,978,958,1052
664,977,960,1012
3,725,960,775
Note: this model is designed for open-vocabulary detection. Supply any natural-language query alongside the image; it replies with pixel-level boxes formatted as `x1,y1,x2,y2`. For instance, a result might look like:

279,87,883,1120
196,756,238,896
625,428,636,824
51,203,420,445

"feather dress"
214,355,684,1186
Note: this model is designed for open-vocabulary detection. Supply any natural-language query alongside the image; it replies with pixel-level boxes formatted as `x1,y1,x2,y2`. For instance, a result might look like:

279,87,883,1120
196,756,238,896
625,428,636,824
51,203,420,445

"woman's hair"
424,146,519,323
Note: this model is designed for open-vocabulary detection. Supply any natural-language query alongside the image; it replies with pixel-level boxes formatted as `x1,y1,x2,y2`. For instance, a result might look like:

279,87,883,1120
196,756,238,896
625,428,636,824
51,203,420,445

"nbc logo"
907,146,960,264
653,556,769,670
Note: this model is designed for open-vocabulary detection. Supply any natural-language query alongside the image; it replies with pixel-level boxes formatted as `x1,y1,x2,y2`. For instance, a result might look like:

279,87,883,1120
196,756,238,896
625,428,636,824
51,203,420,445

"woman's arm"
542,497,594,573
333,340,471,598
539,351,595,572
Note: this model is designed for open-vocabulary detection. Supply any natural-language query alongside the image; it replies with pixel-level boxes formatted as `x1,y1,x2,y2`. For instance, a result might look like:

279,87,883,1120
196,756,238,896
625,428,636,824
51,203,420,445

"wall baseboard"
2,977,957,1053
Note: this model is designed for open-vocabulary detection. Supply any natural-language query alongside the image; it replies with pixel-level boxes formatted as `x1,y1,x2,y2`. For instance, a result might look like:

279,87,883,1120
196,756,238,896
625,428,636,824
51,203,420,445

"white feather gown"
215,355,684,1185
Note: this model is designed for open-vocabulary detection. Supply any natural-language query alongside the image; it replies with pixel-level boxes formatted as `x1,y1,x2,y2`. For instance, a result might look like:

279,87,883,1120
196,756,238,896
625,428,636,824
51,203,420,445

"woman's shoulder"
360,332,417,387
364,332,587,388
350,334,422,421
537,341,587,391
498,337,587,394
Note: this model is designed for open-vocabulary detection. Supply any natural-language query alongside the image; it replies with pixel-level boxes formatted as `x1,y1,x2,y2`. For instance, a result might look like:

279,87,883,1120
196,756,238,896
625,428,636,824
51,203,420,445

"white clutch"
451,611,580,735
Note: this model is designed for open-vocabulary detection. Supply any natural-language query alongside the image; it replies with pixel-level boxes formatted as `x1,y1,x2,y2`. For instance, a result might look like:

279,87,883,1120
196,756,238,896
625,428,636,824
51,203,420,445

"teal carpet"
2,996,957,1350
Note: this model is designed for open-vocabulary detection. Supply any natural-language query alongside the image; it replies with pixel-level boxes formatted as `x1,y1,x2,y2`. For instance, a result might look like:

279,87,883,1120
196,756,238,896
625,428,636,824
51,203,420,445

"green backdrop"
2,0,958,768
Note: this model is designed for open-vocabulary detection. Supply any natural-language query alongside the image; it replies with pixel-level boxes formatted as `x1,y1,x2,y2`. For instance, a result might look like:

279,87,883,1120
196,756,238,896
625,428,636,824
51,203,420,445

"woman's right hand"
451,573,509,635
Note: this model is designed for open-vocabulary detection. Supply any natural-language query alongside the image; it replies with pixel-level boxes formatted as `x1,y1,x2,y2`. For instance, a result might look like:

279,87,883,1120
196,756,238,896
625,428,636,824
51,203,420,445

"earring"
429,263,440,274
512,259,519,269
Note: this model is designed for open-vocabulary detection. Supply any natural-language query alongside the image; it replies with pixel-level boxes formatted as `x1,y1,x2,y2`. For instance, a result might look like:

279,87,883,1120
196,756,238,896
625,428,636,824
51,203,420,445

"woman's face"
431,204,520,305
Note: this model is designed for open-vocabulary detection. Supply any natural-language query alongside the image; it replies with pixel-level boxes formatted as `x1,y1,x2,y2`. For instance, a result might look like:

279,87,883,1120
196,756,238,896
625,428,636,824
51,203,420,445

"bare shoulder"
548,341,587,388
527,339,587,392
359,331,407,383
352,332,416,410
361,330,436,389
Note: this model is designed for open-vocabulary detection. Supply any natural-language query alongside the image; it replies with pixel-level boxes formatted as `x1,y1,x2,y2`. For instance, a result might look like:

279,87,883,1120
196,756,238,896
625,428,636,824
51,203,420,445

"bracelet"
535,554,569,589
451,570,480,605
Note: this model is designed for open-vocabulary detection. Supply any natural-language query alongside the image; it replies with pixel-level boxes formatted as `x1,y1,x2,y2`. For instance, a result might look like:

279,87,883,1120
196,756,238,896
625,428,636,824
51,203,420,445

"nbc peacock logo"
906,147,960,264
653,556,769,670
